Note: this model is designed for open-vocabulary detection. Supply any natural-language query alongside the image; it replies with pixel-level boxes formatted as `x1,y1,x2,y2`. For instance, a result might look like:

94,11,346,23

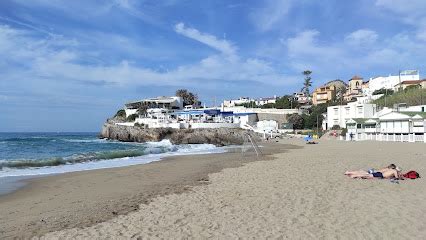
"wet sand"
0,142,294,239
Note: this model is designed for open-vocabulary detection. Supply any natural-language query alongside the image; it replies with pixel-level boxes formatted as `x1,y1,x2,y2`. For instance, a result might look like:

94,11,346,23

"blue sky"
1,0,426,132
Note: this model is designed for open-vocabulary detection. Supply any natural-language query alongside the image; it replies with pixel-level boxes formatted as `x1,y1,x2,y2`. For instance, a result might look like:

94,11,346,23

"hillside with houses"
108,70,426,143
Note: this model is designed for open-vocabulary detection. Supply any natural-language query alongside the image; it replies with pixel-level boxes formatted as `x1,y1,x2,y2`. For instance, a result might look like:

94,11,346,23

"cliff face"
100,123,247,146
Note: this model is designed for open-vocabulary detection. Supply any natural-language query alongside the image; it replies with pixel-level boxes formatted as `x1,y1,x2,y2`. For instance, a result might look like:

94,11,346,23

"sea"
0,132,223,180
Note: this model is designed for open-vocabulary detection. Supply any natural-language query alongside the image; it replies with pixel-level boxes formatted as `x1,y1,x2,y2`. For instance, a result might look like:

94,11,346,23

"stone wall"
257,113,289,128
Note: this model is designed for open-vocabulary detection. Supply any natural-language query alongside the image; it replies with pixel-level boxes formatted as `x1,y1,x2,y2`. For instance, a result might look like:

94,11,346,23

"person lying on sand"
347,165,402,179
345,164,396,176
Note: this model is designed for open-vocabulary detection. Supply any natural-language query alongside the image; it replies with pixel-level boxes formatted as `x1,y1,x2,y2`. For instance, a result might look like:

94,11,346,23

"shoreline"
0,141,298,239
0,143,228,196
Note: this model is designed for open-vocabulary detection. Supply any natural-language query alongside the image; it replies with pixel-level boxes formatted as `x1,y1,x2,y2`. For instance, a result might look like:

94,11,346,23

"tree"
287,113,305,130
301,70,313,96
126,114,138,122
274,95,297,109
114,109,126,118
176,89,199,106
137,103,148,117
372,88,394,96
303,103,327,130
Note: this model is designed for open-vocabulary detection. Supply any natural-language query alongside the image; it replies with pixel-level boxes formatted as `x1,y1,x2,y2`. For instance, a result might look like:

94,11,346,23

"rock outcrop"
100,123,248,146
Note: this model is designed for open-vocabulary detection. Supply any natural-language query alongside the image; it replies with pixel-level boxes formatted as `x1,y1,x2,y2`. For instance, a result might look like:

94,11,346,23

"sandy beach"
1,139,425,239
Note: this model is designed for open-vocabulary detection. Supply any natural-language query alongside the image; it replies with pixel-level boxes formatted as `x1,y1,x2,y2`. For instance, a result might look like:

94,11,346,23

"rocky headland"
100,122,249,146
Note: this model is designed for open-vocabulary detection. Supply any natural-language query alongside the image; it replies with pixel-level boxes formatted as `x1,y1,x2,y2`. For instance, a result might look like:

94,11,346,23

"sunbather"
344,164,397,176
349,168,401,179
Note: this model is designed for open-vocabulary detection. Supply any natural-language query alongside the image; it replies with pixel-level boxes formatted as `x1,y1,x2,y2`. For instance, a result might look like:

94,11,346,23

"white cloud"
287,30,342,58
281,27,426,81
345,29,378,46
0,23,298,93
375,0,426,41
375,0,426,16
250,0,293,32
174,22,237,56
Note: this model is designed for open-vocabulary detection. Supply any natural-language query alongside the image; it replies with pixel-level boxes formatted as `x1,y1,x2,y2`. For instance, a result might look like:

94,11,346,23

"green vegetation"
236,95,299,109
373,88,426,107
114,109,126,118
176,89,200,106
126,114,138,122
134,122,145,128
372,88,394,96
303,103,327,130
340,128,347,136
301,70,313,95
287,113,305,130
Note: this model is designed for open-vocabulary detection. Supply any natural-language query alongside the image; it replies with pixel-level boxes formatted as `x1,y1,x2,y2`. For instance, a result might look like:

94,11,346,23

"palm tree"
137,102,148,117
301,70,312,96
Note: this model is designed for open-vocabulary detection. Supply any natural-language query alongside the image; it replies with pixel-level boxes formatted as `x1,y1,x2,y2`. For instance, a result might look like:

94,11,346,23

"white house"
223,97,254,107
366,70,420,95
326,102,376,129
345,111,426,142
256,96,277,106
346,118,379,141
124,96,184,117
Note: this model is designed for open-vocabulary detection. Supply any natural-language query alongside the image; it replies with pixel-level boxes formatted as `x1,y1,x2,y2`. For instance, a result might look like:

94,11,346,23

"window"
334,108,338,115
357,107,363,115
345,108,350,115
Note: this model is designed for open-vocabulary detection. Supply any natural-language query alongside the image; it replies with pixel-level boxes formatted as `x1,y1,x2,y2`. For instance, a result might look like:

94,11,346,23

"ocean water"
0,132,223,178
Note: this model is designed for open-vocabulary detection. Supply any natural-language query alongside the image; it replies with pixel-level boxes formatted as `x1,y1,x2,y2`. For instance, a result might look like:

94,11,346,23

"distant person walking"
349,133,354,141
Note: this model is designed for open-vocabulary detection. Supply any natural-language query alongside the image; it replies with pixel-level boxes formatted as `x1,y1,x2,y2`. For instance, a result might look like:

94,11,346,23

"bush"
126,114,138,122
373,88,426,107
331,125,341,130
373,88,394,96
287,113,305,130
114,109,126,118
340,128,347,136
134,122,145,128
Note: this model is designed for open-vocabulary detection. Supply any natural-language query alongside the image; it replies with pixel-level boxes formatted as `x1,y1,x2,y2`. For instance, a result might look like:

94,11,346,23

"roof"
126,96,180,105
399,80,426,85
350,75,363,80
347,118,378,124
258,97,276,100
400,112,426,118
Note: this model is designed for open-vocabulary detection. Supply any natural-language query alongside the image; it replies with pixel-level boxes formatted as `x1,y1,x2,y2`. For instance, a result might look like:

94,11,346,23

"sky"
1,0,426,132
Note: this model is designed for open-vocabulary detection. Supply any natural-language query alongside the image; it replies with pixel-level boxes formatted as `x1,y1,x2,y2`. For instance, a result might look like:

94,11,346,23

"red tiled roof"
350,75,363,80
400,79,426,84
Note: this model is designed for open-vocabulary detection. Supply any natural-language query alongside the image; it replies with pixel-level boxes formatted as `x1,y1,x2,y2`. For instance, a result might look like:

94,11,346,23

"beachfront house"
345,111,426,142
346,118,379,141
326,102,376,130
124,96,184,117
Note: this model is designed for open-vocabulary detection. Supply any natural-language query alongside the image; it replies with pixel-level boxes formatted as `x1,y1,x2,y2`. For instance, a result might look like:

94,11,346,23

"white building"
325,102,377,129
367,70,420,95
256,96,277,106
293,92,311,104
124,96,184,117
345,111,426,143
223,97,254,107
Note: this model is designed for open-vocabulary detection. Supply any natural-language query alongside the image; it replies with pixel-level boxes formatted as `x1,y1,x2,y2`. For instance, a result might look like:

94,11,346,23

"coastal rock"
100,123,249,146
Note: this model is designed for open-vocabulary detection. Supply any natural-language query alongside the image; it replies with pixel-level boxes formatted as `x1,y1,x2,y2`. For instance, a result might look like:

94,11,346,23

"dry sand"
2,140,426,239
